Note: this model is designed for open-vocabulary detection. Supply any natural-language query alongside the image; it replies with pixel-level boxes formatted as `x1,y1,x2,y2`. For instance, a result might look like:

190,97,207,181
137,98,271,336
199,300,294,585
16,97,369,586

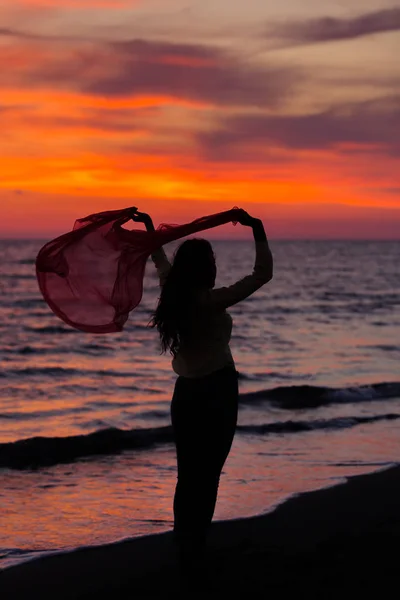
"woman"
132,208,273,575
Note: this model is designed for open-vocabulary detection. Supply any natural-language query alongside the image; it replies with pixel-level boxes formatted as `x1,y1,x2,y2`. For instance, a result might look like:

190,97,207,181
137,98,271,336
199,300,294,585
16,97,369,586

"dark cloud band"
196,97,400,160
1,36,298,109
271,7,400,46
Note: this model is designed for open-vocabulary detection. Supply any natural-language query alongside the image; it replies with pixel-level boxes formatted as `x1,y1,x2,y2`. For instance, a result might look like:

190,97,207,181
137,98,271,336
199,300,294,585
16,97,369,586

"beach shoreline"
1,463,399,598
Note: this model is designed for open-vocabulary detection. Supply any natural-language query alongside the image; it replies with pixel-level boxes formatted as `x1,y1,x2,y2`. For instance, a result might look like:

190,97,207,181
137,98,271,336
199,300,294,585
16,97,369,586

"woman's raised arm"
131,211,172,286
202,210,273,310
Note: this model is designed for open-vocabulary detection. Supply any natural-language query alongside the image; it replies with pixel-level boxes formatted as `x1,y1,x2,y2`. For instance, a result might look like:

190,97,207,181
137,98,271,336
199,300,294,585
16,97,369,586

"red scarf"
36,207,239,333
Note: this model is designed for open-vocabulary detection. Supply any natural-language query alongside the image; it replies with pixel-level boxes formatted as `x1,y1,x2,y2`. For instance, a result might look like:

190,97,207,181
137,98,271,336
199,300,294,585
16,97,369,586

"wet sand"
1,464,399,599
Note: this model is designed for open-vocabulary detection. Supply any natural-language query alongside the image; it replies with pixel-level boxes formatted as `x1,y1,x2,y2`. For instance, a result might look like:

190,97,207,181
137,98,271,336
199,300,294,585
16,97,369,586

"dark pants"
171,365,239,554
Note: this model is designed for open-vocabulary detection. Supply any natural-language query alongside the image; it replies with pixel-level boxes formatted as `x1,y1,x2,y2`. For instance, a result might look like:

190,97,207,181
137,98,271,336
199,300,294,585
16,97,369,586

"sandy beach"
1,464,399,599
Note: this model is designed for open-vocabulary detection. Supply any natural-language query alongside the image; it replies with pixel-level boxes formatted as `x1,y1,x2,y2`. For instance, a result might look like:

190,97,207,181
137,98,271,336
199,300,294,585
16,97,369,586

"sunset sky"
1,0,399,238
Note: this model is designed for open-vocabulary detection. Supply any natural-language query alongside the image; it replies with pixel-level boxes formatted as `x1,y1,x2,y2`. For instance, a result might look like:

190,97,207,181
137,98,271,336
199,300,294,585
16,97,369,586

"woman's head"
150,238,216,356
172,238,216,290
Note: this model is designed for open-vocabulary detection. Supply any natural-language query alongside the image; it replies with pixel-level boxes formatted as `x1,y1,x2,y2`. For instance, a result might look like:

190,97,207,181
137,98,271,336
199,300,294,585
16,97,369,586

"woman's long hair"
150,238,216,357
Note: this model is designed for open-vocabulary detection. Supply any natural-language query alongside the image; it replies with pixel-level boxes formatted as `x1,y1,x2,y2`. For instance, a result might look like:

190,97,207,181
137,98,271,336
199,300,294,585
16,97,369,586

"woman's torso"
172,307,235,378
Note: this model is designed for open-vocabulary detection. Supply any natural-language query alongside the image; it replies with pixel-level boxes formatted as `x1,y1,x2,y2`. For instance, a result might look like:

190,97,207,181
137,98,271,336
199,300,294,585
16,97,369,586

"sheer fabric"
36,207,239,333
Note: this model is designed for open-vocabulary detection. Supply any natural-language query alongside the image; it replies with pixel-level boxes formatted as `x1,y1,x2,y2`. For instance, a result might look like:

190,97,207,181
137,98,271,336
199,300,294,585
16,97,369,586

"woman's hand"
234,208,259,227
131,211,155,232
131,211,151,224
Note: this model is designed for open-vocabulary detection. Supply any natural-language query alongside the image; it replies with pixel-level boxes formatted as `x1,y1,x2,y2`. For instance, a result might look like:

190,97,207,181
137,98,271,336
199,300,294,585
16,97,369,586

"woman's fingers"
131,211,152,224
234,209,255,226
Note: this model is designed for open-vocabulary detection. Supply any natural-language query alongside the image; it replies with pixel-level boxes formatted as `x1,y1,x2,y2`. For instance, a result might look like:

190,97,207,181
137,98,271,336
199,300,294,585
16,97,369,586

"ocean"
1,238,399,569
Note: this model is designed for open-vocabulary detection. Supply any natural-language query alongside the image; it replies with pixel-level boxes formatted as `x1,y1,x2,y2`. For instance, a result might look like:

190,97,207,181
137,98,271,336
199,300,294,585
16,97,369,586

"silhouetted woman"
132,208,273,576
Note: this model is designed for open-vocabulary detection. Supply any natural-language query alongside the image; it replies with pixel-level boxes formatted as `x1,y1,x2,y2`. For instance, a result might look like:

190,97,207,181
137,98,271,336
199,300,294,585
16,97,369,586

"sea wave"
3,274,35,280
239,381,400,408
0,426,173,469
6,343,114,356
5,366,140,379
25,325,77,335
237,413,400,435
1,412,399,470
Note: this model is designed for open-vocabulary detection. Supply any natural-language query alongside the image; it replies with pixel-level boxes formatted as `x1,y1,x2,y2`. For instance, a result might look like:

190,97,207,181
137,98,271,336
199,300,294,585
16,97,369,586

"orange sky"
1,1,399,238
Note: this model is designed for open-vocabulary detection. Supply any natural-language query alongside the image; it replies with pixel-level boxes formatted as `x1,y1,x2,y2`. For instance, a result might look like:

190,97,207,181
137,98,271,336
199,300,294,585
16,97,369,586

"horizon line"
1,237,399,243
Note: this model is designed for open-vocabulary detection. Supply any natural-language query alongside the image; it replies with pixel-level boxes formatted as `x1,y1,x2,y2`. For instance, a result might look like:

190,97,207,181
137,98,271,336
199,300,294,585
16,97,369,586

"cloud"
196,96,400,160
11,0,136,7
0,103,23,114
0,26,83,42
59,40,298,108
271,7,400,46
87,40,294,107
17,106,153,134
0,27,34,38
2,37,298,109
383,187,400,195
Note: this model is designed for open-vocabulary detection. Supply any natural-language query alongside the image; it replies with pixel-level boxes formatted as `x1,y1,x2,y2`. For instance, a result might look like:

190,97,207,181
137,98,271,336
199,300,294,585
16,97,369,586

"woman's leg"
171,367,238,553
